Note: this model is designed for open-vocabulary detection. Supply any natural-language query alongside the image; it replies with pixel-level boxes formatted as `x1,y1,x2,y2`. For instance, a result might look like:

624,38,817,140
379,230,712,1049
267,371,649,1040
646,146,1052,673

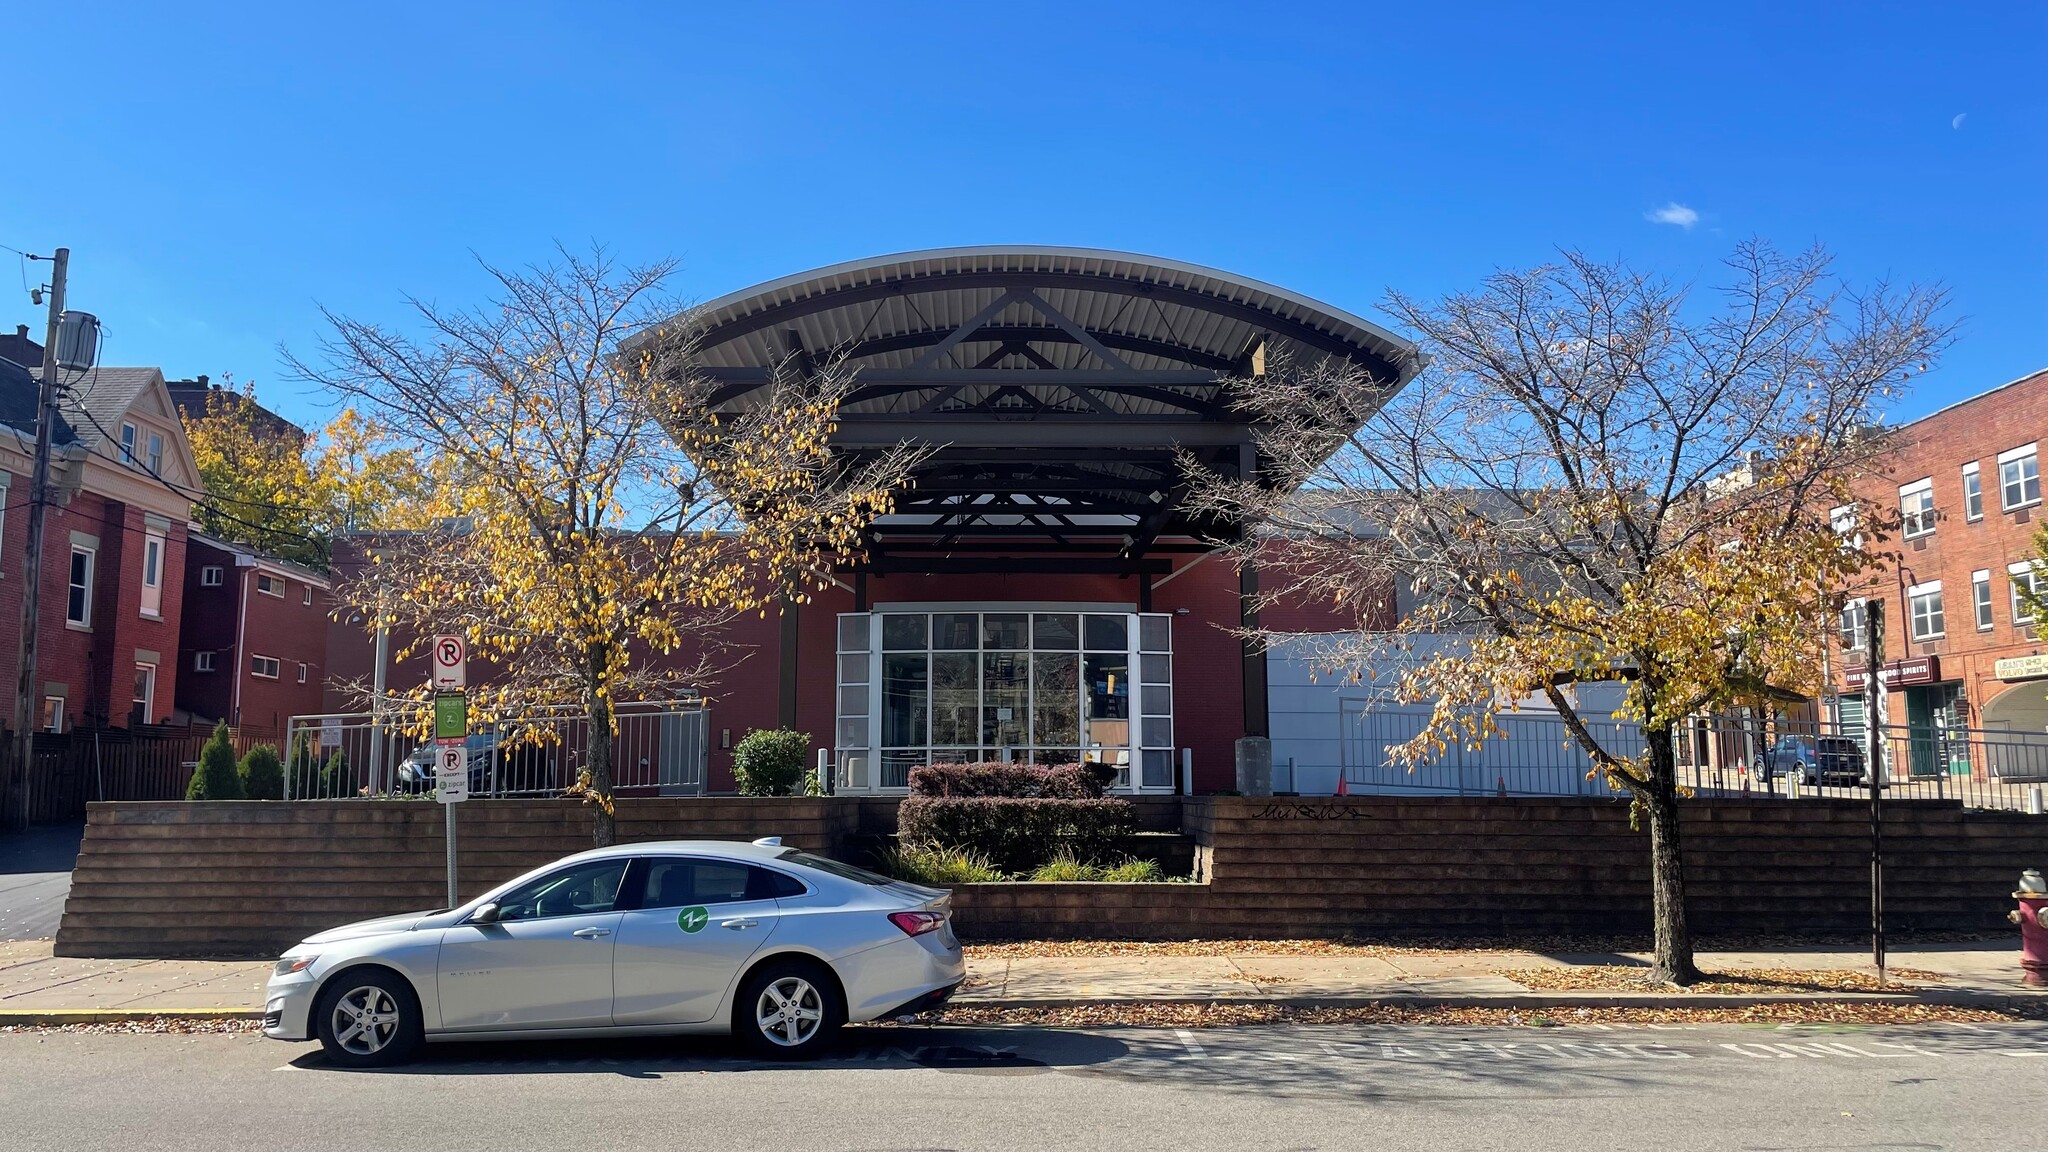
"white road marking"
1174,1029,1206,1059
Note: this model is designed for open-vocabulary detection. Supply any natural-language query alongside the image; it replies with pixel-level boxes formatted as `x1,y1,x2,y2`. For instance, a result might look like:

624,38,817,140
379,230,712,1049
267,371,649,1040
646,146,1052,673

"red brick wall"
234,568,331,733
175,539,238,723
1836,368,2048,729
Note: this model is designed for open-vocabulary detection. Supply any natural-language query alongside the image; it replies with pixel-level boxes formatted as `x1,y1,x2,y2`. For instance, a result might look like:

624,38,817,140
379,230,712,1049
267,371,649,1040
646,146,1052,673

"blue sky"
4,2,2042,432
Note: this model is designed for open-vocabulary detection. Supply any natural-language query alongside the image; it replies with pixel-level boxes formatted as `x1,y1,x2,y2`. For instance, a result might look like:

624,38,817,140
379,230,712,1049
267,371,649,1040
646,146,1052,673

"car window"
631,859,800,909
492,859,628,922
777,848,893,886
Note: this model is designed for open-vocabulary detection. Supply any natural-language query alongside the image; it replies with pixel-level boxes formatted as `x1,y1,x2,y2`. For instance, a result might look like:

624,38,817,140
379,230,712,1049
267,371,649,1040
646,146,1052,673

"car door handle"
572,927,612,939
721,918,759,930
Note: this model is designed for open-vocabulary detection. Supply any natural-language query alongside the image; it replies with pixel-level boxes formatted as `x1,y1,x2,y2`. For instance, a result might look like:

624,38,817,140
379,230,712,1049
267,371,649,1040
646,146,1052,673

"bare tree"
1194,242,1948,982
290,246,916,845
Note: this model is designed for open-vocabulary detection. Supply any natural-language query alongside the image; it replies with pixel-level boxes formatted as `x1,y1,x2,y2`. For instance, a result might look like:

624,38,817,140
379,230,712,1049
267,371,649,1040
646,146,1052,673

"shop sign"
1994,653,2048,682
1844,656,1940,690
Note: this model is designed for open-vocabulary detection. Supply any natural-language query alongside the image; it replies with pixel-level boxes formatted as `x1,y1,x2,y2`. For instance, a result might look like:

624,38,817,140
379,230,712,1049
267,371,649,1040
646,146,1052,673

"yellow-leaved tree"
181,382,437,566
287,247,916,846
1193,242,1949,983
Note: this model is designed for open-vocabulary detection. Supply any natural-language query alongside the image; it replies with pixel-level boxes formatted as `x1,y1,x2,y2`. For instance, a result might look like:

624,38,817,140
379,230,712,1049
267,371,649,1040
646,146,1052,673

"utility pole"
6,248,67,831
1864,598,1887,984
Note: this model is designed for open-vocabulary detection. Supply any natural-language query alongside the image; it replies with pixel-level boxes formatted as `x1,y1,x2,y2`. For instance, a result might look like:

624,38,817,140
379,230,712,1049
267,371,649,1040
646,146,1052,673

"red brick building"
1830,367,2048,773
325,247,1416,795
176,532,332,734
0,357,200,732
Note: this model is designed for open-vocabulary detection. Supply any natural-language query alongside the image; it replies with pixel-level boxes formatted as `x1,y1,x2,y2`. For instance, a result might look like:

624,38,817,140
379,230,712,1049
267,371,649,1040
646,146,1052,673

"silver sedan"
263,838,965,1066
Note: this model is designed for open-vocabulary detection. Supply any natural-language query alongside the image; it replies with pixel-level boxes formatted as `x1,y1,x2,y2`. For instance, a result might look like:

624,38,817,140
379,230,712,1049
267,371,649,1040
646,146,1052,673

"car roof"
551,839,802,867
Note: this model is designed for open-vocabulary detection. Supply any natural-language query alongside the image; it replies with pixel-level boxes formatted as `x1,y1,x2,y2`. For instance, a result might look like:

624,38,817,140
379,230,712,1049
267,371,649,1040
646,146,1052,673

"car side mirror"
469,902,501,925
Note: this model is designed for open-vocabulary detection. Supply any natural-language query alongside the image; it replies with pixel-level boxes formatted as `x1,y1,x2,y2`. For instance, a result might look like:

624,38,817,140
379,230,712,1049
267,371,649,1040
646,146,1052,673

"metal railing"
1341,707,2048,812
283,701,708,800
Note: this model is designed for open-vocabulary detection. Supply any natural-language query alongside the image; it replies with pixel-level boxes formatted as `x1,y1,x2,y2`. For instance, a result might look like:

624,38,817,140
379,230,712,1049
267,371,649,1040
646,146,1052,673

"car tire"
735,958,844,1061
313,968,424,1069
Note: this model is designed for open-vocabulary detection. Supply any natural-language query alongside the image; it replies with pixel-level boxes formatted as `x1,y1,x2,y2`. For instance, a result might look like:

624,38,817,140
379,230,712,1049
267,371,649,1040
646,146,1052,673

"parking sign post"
430,636,470,907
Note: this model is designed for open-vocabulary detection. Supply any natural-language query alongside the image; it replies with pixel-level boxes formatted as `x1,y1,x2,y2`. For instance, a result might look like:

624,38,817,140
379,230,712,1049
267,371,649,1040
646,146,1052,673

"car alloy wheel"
755,976,825,1048
330,984,401,1056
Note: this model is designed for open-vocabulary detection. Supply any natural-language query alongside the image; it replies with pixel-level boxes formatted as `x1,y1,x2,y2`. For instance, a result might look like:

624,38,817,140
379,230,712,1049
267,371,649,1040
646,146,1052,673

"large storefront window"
836,606,1174,792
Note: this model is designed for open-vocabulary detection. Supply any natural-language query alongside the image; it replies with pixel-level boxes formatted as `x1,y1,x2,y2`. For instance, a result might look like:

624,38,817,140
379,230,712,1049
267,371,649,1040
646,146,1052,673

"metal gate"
283,699,709,799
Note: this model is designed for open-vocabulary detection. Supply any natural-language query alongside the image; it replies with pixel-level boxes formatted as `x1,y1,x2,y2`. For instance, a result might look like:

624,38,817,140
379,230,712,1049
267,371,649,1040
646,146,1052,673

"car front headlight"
274,955,318,977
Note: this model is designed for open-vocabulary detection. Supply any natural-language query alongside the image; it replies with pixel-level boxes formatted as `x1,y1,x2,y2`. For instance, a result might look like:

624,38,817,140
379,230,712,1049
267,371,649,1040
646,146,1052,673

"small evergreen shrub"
185,723,245,800
321,749,352,797
875,841,1007,885
238,744,284,800
732,728,811,796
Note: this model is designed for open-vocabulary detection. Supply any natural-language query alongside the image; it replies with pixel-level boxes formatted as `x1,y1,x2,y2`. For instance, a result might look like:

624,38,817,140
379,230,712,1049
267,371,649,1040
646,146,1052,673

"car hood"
301,910,438,945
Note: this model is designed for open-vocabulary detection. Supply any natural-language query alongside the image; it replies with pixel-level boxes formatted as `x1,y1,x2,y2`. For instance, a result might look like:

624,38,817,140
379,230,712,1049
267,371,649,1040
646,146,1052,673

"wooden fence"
4,725,285,824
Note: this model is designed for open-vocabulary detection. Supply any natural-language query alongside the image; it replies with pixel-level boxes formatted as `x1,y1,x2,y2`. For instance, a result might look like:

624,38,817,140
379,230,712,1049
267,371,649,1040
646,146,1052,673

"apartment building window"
194,651,215,672
119,423,137,463
297,662,309,684
256,573,284,597
1899,478,1935,539
41,696,63,733
131,663,157,727
1838,598,1868,651
66,547,93,627
1908,581,1946,642
146,432,163,476
1974,570,1994,630
200,565,224,587
302,585,313,606
2011,562,2042,627
2000,443,2040,510
1829,504,1865,551
1962,462,1983,521
139,531,165,618
251,654,281,679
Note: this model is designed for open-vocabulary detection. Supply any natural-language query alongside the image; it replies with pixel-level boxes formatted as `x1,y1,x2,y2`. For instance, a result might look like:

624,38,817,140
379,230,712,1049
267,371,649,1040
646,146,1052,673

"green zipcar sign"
678,906,708,933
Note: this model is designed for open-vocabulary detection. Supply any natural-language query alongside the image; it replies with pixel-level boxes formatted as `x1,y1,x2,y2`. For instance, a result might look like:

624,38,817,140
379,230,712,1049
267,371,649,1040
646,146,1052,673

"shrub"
908,760,1114,799
287,732,320,797
238,744,284,800
732,728,811,796
897,796,1135,873
321,749,352,796
185,722,245,800
875,841,1007,885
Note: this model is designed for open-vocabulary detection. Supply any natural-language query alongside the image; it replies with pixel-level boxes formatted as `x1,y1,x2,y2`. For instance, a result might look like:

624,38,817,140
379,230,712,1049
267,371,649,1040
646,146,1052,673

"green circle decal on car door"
678,905,709,933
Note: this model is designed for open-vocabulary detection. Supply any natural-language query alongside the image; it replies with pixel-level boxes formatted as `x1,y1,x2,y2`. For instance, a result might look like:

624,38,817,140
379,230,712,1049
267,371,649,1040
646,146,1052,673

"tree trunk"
1642,730,1701,985
586,679,616,848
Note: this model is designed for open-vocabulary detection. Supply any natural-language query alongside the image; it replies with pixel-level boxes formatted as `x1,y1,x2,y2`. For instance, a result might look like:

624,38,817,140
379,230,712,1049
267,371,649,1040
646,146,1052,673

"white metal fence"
1339,706,2048,811
283,701,709,799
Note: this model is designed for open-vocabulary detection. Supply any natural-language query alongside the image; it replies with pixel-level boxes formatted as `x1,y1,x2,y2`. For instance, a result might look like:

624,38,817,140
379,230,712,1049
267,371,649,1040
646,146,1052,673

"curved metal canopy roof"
680,247,1418,574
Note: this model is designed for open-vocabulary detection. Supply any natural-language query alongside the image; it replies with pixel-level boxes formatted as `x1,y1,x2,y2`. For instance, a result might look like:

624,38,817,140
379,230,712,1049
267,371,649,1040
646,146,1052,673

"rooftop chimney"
198,374,211,388
13,325,24,339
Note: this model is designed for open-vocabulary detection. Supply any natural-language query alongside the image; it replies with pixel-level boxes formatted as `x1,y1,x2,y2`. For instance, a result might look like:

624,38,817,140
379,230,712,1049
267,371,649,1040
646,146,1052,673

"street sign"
434,692,468,746
431,634,467,690
435,746,468,804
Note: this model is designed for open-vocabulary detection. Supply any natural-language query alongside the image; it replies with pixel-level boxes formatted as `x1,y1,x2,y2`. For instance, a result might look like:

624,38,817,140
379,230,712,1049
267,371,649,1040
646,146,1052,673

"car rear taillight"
889,910,946,937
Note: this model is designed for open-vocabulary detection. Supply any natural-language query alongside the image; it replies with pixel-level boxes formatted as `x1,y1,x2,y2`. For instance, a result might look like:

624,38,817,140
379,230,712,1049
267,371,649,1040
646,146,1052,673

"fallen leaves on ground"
1,1018,263,1035
1502,966,1950,994
902,1001,2041,1029
963,933,2012,959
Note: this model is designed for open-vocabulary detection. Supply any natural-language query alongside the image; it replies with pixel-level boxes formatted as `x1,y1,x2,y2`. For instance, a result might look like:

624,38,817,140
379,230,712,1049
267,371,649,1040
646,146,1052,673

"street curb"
954,989,2048,1011
0,1008,264,1026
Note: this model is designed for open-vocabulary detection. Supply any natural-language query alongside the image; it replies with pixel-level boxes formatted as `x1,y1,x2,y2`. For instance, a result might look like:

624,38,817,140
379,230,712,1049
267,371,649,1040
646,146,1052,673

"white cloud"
1645,202,1700,229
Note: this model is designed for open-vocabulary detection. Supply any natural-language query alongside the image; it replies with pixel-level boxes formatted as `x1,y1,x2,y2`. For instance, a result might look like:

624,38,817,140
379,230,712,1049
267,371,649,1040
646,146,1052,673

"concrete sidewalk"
2,937,2040,1023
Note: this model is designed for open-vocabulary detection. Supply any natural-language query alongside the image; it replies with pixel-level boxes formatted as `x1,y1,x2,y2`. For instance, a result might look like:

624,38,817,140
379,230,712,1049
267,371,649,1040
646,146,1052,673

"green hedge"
732,728,811,796
238,744,284,801
897,796,1136,874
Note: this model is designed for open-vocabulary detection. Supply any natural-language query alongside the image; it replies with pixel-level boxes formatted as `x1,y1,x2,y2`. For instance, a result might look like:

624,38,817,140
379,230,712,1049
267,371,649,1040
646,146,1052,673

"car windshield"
778,849,892,886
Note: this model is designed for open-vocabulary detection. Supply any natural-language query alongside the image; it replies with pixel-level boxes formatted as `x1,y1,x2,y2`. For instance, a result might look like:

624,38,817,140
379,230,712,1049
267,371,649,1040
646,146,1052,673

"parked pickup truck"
1764,735,1864,786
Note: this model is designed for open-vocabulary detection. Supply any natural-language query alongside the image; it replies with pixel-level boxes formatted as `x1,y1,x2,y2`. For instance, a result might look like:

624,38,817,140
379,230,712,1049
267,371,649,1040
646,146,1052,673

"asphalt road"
0,824,80,941
4,1020,2045,1151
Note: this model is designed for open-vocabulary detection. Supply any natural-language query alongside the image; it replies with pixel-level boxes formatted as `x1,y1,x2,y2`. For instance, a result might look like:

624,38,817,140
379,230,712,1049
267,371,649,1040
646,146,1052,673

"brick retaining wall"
56,798,855,958
52,794,2048,957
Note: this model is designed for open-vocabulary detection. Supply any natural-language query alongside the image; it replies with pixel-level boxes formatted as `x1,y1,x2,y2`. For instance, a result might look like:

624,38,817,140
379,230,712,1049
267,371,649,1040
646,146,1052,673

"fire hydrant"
2011,869,2048,987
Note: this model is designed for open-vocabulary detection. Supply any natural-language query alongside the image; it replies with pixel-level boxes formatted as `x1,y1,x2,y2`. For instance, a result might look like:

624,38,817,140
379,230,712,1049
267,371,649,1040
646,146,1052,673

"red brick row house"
176,532,331,735
0,358,197,731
